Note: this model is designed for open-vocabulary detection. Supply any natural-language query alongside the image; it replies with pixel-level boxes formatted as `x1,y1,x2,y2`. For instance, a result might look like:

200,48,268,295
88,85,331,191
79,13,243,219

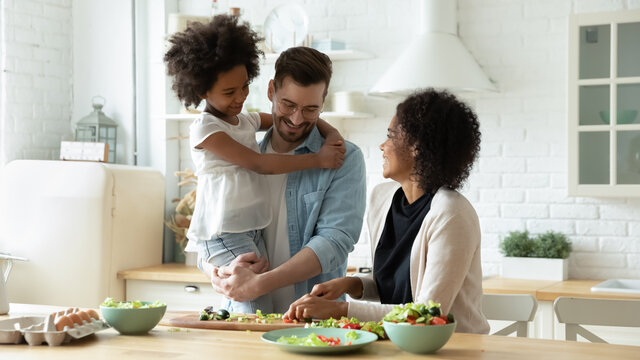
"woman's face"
379,115,414,182
204,64,250,117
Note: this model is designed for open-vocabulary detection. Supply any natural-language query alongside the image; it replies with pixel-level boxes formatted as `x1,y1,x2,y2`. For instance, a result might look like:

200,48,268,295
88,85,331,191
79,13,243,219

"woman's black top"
373,187,433,304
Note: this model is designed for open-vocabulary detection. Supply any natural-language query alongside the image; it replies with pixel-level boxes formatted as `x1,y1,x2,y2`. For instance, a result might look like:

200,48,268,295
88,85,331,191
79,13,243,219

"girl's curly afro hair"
164,14,263,109
396,88,481,192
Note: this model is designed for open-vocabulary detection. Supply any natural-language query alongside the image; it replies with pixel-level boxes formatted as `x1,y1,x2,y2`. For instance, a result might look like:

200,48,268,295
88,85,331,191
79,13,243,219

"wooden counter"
482,276,640,301
117,263,359,284
536,280,640,301
482,277,558,297
117,263,209,283
2,303,639,359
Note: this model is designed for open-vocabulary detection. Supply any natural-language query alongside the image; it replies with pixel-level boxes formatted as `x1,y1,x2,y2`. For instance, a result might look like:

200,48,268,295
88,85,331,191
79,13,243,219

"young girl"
163,15,345,314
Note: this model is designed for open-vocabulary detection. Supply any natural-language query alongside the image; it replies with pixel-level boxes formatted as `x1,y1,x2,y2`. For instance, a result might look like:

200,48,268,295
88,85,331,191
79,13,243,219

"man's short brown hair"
273,47,332,98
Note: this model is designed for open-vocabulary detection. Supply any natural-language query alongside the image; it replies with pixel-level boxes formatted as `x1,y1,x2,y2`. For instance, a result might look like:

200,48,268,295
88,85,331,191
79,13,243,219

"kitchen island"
2,303,639,359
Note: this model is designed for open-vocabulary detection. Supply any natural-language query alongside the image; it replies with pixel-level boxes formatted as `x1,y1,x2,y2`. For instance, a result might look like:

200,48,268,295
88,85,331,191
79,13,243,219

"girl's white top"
185,112,271,251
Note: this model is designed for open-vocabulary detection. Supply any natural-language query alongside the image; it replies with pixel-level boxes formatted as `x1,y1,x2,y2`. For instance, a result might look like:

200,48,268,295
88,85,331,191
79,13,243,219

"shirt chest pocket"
302,190,326,228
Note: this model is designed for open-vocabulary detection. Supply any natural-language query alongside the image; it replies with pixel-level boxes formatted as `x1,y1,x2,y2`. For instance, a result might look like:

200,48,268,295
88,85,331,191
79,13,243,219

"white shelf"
321,111,373,119
157,114,199,121
157,111,374,122
263,49,373,64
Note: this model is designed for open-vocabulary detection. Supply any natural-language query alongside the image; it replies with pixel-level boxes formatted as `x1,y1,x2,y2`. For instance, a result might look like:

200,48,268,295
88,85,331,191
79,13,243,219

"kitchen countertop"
483,277,640,301
3,303,639,359
117,263,210,283
118,264,640,301
117,263,358,283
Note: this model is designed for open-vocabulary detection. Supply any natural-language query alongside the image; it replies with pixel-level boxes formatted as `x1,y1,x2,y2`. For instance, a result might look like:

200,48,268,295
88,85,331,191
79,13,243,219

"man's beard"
273,114,313,144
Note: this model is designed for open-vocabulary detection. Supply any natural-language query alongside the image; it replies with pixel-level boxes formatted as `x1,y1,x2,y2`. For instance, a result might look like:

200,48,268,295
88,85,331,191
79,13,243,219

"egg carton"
0,313,110,346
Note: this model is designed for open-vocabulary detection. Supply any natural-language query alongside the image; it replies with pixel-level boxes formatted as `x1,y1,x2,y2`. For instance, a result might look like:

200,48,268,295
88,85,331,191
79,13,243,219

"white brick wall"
170,0,640,278
0,0,72,165
459,0,640,279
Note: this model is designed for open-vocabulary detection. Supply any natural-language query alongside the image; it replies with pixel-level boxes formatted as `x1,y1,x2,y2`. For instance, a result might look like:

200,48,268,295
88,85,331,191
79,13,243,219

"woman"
284,89,490,334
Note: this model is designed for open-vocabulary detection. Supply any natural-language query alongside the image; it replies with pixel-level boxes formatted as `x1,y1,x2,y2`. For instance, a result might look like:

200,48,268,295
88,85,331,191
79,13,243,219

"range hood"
370,0,496,96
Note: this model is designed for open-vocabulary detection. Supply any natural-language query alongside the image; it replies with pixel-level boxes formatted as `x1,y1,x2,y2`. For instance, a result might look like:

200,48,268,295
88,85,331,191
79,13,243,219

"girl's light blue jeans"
196,230,273,314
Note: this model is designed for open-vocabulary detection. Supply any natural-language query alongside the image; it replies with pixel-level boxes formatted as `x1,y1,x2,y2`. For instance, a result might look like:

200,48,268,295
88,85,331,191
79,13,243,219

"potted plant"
499,230,572,281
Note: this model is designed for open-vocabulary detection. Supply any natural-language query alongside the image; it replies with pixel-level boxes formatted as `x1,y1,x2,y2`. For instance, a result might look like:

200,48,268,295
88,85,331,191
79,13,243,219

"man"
203,47,366,313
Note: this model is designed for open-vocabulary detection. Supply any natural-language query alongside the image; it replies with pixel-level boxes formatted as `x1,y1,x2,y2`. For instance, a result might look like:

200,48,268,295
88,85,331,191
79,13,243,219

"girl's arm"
258,112,273,130
258,112,345,146
197,132,344,175
316,118,344,146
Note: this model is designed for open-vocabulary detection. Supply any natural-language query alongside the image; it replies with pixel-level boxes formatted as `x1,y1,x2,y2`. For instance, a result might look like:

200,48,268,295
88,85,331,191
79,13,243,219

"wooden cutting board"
160,311,306,332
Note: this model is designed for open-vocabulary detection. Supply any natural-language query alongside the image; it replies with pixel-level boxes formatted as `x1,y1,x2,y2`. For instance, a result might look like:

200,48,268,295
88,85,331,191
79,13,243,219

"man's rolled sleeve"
304,233,349,274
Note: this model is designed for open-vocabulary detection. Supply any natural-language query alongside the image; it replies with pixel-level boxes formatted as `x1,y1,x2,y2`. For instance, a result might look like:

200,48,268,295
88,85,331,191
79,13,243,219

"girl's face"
204,65,250,117
379,115,414,182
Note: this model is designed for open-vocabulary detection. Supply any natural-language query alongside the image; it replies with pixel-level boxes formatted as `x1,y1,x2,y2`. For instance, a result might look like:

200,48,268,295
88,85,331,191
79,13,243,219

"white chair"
482,293,538,337
554,296,640,343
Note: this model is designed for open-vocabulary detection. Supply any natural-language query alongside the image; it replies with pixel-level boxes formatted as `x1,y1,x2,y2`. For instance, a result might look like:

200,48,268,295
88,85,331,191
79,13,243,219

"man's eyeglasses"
275,98,323,120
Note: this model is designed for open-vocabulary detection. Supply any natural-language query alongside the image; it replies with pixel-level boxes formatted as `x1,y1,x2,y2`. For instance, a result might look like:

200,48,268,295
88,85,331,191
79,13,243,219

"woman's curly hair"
164,15,263,109
395,88,481,192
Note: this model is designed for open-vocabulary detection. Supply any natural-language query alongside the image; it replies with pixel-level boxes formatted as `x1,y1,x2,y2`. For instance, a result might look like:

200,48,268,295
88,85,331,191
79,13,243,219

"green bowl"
382,320,456,354
100,303,167,335
599,110,638,124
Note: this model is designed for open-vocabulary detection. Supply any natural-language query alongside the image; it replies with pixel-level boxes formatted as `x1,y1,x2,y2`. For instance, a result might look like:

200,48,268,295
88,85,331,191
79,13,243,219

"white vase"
184,252,198,267
501,257,568,281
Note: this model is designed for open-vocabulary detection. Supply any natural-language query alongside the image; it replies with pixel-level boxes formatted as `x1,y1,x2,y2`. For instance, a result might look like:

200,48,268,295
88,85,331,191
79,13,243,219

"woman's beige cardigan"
347,182,489,334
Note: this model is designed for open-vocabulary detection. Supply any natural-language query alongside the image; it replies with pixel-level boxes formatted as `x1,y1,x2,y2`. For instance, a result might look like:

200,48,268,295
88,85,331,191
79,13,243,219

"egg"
86,309,100,320
67,313,83,325
77,311,91,323
55,315,74,331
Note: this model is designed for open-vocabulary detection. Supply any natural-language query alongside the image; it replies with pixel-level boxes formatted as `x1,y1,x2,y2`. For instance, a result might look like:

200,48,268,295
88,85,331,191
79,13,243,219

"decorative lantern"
75,95,117,163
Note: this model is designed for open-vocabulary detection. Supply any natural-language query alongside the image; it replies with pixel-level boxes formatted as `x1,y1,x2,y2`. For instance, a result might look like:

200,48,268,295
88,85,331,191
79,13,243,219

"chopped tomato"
440,315,449,323
283,318,293,323
430,316,447,325
342,323,362,330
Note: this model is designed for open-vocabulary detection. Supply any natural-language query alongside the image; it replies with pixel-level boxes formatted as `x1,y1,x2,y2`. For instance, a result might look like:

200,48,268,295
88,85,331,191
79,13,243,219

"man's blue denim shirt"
259,126,367,300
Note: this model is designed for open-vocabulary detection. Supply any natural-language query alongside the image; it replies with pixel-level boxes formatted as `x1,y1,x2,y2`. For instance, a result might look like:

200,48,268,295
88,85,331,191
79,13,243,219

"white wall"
72,0,134,165
0,0,73,166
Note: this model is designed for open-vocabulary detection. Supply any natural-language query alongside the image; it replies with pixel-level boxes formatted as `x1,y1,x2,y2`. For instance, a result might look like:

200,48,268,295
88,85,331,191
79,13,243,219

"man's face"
268,76,326,147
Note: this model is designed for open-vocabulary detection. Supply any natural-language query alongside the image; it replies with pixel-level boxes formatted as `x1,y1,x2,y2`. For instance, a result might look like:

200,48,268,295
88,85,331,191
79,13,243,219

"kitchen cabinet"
568,9,640,197
118,264,222,311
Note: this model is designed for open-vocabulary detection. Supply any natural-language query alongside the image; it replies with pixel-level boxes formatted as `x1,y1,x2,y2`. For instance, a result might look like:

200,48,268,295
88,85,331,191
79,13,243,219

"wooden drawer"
125,279,224,311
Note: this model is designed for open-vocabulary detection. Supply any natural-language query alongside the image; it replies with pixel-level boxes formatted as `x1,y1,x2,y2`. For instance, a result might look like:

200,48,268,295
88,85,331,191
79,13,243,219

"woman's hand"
284,294,348,321
309,277,363,300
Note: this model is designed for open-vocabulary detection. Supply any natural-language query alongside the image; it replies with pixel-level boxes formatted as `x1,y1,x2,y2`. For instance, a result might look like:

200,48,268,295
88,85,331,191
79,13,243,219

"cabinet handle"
184,285,199,293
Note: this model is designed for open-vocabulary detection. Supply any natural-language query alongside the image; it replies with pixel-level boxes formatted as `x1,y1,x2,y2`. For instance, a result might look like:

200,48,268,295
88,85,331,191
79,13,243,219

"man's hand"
202,252,269,303
209,264,265,303
218,252,269,277
283,294,348,321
